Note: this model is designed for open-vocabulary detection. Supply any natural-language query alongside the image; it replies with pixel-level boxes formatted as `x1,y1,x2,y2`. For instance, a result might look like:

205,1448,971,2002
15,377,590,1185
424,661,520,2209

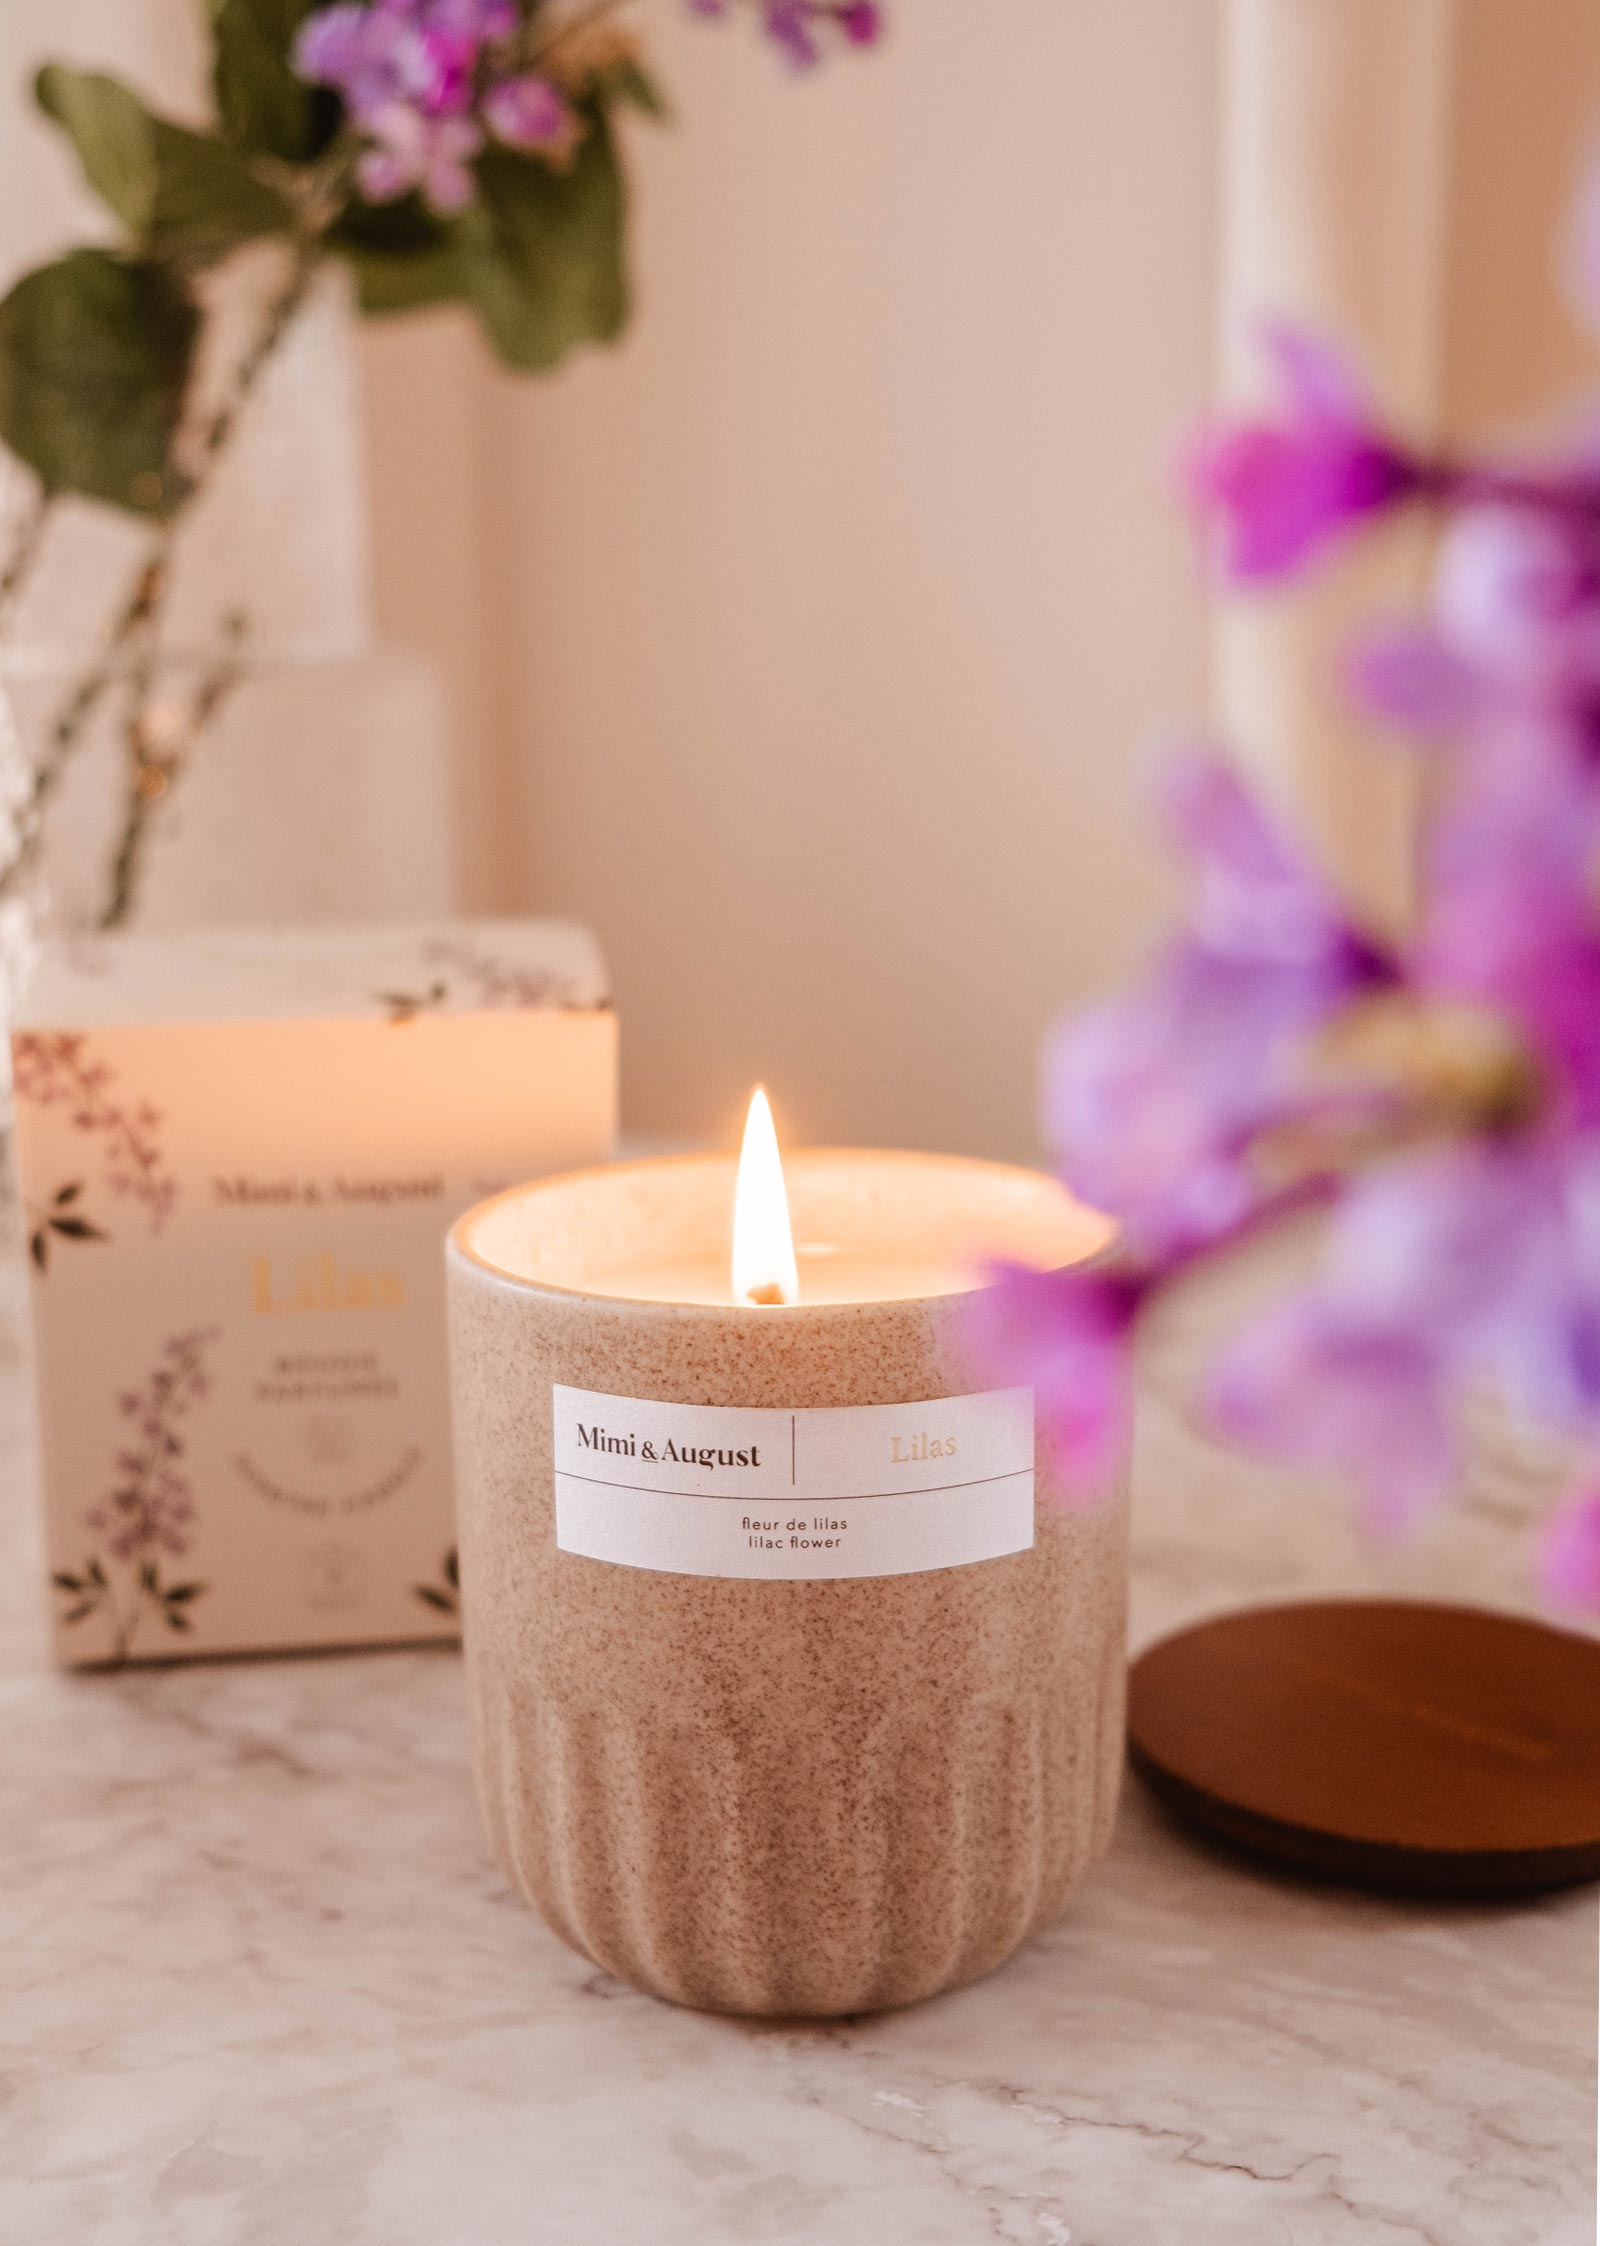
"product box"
12,922,616,1666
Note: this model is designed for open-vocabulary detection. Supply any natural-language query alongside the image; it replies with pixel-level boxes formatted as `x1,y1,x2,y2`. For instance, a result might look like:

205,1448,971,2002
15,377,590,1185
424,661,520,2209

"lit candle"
591,1088,981,1306
447,1092,1126,2018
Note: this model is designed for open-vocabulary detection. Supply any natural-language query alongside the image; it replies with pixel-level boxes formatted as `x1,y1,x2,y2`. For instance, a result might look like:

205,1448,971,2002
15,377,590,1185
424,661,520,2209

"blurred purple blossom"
1417,757,1600,1126
976,161,1600,1611
1542,1483,1600,1607
1042,752,1391,1257
1183,324,1419,584
1354,505,1600,774
297,0,883,203
686,0,883,66
482,72,579,155
295,0,572,209
998,708,1600,1604
838,4,882,45
1210,1293,1456,1536
356,103,483,208
430,0,519,36
1209,1140,1597,1534
965,1262,1141,1495
295,2,439,125
764,4,821,67
1434,505,1600,703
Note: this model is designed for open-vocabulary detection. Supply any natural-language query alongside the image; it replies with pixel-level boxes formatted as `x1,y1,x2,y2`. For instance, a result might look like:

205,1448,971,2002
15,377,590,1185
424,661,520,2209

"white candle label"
551,1385,1034,1580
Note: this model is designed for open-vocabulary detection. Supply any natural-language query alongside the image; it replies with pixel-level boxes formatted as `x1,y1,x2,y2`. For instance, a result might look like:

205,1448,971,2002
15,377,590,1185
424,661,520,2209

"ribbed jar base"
472,1511,1126,2017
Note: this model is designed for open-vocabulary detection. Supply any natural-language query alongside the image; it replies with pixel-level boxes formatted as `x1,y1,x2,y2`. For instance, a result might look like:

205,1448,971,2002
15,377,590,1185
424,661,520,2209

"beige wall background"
362,0,1222,1159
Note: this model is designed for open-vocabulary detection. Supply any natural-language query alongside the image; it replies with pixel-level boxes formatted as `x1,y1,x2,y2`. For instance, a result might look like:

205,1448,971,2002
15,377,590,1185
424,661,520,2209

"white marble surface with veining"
0,1270,1594,2246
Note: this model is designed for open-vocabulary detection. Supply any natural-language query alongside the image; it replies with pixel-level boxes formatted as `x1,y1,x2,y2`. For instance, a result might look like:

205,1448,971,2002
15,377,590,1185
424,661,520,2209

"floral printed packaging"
12,922,616,1666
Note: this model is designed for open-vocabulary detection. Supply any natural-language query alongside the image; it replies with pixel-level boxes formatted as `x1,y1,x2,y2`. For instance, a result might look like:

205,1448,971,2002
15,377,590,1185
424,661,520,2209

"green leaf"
604,58,668,119
36,66,293,261
0,251,198,517
345,241,472,318
211,0,340,164
50,1214,108,1241
329,195,469,318
456,121,629,373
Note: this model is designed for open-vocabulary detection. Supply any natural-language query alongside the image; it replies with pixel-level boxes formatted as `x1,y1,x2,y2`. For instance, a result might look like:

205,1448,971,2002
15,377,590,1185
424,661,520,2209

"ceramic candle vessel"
447,1151,1127,2018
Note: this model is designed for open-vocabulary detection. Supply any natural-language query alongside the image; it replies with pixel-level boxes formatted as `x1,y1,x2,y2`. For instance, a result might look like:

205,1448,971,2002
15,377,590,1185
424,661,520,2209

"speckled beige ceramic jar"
447,1152,1126,2018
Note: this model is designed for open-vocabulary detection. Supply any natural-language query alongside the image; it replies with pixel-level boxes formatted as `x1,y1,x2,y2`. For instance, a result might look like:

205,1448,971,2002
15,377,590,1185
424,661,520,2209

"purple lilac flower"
427,0,518,36
837,4,882,45
982,174,1600,1608
1043,752,1390,1256
1542,1482,1600,1607
980,729,1600,1594
1005,725,1600,1583
296,0,610,208
1346,619,1488,739
763,3,820,66
964,1263,1142,1494
1209,1141,1575,1532
294,0,521,127
1209,1295,1456,1535
356,103,484,210
416,30,481,115
1418,753,1600,1127
1183,324,1420,584
1354,505,1600,771
482,72,579,156
294,2,437,124
687,0,882,65
1436,505,1600,699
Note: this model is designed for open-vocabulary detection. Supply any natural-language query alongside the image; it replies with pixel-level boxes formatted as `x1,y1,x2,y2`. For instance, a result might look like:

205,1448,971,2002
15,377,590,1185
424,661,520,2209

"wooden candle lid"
1127,1599,1600,1896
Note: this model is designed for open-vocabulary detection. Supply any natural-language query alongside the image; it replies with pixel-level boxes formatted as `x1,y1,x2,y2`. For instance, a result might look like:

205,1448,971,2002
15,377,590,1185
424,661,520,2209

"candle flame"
732,1086,799,1307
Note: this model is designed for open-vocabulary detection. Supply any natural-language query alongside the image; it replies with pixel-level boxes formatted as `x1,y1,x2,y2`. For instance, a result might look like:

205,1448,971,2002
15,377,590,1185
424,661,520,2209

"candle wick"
743,1282,787,1307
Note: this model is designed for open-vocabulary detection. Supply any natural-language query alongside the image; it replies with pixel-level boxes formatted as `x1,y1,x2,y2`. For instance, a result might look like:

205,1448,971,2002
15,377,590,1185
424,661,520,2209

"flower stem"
0,486,53,637
0,542,171,903
98,611,248,931
189,237,323,485
1124,1170,1346,1309
113,1587,137,1665
2,234,323,929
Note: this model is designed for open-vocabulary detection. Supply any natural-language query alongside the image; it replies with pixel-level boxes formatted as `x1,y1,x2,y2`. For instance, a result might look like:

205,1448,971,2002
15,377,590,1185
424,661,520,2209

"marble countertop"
2,1277,1594,2246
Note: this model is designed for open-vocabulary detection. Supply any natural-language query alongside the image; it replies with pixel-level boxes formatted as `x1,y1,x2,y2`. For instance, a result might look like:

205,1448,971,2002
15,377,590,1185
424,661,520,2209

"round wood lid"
1127,1598,1600,1896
